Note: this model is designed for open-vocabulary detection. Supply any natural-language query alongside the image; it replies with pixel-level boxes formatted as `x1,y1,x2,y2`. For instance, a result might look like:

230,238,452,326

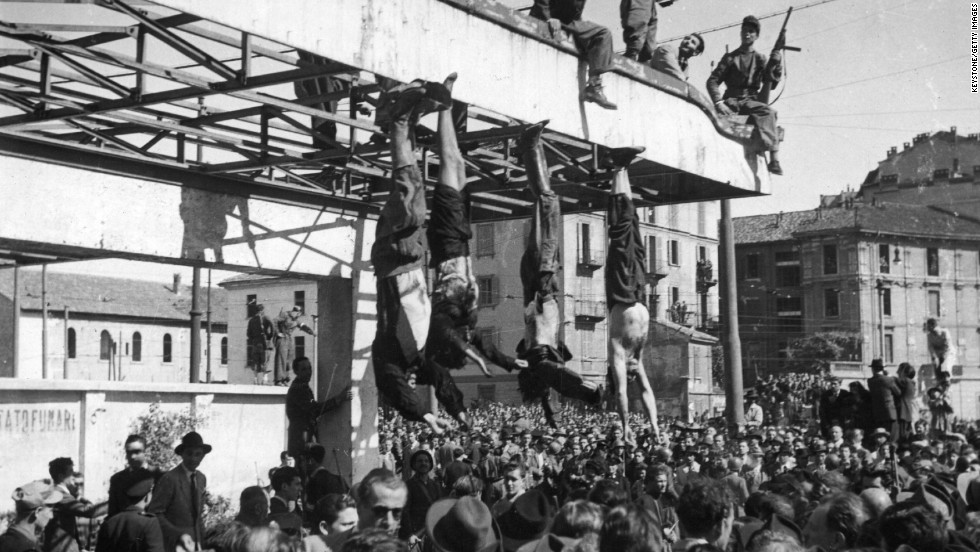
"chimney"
172,273,182,294
888,146,897,156
951,125,957,135
903,142,910,151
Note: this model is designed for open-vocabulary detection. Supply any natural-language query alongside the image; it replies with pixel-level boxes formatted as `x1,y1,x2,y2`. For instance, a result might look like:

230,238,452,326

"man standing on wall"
246,304,275,385
275,306,315,386
286,357,352,466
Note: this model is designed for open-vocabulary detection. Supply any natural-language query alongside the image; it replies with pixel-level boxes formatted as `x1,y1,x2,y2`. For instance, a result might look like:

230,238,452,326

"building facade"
473,201,723,414
0,270,228,382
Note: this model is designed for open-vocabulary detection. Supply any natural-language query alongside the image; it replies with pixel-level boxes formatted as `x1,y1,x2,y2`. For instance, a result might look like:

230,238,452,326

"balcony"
577,249,604,271
696,259,717,293
572,299,607,323
646,261,669,282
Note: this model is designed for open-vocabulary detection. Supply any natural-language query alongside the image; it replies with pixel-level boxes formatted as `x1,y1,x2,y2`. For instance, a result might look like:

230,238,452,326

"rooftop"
0,270,228,324
734,202,980,244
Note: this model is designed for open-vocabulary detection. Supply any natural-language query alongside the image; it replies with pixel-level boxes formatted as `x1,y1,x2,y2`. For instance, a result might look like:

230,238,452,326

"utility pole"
63,306,69,378
190,268,202,383
41,264,48,379
206,269,212,383
719,199,745,429
12,266,19,378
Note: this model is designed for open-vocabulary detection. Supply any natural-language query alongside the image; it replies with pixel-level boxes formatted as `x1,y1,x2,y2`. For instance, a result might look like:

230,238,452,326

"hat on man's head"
11,481,63,513
873,427,891,439
742,15,761,33
497,489,554,552
744,389,759,399
175,431,212,455
126,478,154,499
427,496,501,552
290,305,302,312
870,358,885,371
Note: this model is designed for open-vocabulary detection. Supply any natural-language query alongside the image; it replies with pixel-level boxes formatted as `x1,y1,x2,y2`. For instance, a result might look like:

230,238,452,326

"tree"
785,331,862,373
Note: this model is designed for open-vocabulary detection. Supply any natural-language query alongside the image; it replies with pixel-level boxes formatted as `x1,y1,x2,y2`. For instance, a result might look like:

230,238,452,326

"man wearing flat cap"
147,432,211,552
707,14,785,175
96,477,164,552
1,481,62,552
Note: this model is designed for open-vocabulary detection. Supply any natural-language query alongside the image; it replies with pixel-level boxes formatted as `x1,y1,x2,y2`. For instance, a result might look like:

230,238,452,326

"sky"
14,0,979,283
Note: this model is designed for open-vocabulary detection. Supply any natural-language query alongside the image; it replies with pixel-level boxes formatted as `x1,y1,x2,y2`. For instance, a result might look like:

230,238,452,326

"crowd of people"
9,385,980,552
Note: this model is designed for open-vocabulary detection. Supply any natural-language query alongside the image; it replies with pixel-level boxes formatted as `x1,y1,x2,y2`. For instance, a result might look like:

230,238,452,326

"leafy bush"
129,402,207,472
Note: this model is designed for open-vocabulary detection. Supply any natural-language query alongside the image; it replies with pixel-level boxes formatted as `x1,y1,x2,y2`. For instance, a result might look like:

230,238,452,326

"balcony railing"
573,299,607,323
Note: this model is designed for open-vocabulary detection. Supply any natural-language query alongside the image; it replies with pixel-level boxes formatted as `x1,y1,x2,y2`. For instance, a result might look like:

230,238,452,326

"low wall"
0,379,287,507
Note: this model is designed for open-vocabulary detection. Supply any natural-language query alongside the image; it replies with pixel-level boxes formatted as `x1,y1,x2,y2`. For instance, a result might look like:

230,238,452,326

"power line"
792,0,917,42
781,56,969,100
781,107,978,119
780,122,924,132
659,0,849,43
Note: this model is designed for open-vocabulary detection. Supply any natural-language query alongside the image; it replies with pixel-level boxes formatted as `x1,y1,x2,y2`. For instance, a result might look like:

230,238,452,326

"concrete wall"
11,313,228,383
0,379,286,508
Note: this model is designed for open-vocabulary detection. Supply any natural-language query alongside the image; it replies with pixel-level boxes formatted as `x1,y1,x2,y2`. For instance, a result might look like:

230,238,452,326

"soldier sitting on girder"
529,0,618,110
370,77,463,435
601,146,661,446
512,120,605,429
706,15,784,175
424,74,523,418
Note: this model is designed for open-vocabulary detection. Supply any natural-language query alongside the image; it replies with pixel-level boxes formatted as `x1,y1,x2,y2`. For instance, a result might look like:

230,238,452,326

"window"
476,224,495,257
478,276,498,307
220,337,228,365
824,288,840,317
879,244,891,274
698,245,707,262
823,245,838,275
647,207,657,224
927,248,939,276
745,253,761,279
928,290,941,317
294,290,305,312
577,223,597,265
67,328,76,359
132,332,142,362
246,294,257,318
295,336,306,360
776,297,803,316
475,327,499,349
646,235,658,272
163,333,172,363
881,288,892,317
477,384,496,402
883,334,894,364
99,330,113,361
668,239,680,266
671,286,680,305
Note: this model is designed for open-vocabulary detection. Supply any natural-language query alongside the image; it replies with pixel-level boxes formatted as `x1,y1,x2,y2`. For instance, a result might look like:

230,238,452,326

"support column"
42,265,48,379
190,267,202,383
12,266,19,378
316,214,378,485
720,200,745,428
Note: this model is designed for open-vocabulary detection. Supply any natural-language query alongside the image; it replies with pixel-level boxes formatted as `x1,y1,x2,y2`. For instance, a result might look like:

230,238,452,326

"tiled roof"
0,270,227,323
734,202,980,244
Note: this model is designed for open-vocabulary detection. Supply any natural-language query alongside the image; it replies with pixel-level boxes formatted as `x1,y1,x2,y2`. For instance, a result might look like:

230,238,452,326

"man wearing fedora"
867,359,901,443
147,432,211,552
426,495,501,552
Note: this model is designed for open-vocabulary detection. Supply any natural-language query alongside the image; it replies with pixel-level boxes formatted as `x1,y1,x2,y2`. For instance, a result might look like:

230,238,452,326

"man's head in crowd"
802,492,869,551
599,504,663,552
279,450,295,468
312,493,358,536
551,500,604,539
293,357,314,384
176,431,211,472
48,457,75,486
124,434,147,470
830,426,843,443
235,485,269,528
411,450,434,476
10,480,62,533
588,479,630,510
354,468,407,535
503,462,526,500
676,481,734,548
878,501,948,552
271,466,302,503
738,440,749,456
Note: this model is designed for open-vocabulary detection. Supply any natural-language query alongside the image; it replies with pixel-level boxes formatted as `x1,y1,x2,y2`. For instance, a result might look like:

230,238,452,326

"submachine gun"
758,7,802,105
